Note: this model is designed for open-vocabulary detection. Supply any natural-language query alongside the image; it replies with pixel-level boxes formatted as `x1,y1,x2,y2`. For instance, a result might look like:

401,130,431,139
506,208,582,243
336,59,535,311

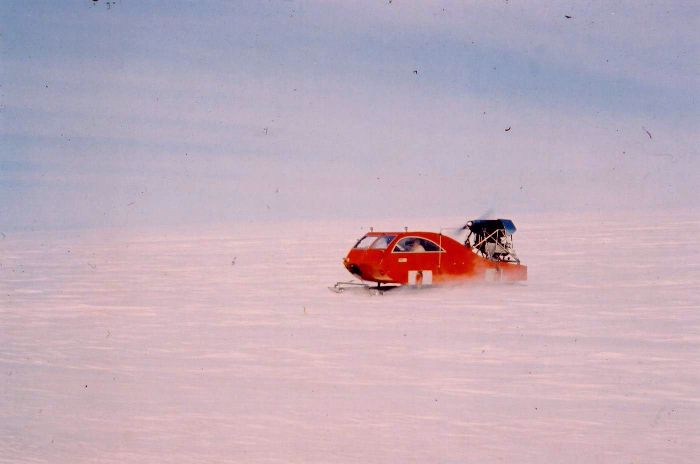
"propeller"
441,207,495,239
476,207,494,220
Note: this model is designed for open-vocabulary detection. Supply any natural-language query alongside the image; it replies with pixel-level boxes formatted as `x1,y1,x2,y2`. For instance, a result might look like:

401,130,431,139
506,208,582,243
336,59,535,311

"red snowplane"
331,219,527,292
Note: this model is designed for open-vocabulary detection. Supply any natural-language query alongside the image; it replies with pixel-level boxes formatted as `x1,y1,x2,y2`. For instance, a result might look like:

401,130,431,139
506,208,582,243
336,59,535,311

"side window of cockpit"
393,237,443,253
370,235,396,250
421,239,442,252
353,235,377,249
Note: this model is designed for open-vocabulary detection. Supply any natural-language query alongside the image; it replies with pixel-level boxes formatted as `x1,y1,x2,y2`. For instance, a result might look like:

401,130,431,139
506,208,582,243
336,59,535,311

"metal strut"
329,280,396,294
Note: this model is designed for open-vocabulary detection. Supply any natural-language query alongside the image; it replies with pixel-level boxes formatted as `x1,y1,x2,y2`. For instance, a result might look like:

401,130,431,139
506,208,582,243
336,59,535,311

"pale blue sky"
1,0,698,230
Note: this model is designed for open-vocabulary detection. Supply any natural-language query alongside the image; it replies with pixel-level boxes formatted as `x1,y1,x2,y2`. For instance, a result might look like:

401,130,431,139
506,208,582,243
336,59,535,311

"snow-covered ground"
2,212,699,463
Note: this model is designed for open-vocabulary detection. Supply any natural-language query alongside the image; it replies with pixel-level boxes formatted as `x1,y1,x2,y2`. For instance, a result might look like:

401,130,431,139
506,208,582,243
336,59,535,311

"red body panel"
344,232,527,285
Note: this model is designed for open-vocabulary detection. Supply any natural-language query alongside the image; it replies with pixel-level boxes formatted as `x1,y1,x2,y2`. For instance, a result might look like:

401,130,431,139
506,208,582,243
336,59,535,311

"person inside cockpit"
409,239,426,252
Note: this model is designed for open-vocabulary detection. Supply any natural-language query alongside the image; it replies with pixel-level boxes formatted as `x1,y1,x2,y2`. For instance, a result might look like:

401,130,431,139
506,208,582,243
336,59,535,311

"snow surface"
1,213,699,463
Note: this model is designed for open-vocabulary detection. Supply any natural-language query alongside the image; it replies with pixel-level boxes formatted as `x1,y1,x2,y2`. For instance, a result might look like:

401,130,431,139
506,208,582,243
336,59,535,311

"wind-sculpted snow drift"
1,212,699,463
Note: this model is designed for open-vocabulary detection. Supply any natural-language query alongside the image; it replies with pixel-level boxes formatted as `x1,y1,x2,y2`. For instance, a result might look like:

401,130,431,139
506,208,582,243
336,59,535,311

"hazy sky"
1,0,698,230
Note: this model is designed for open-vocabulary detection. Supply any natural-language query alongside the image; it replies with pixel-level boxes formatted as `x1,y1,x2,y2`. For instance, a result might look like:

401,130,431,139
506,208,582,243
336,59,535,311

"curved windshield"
353,235,378,249
370,235,396,250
